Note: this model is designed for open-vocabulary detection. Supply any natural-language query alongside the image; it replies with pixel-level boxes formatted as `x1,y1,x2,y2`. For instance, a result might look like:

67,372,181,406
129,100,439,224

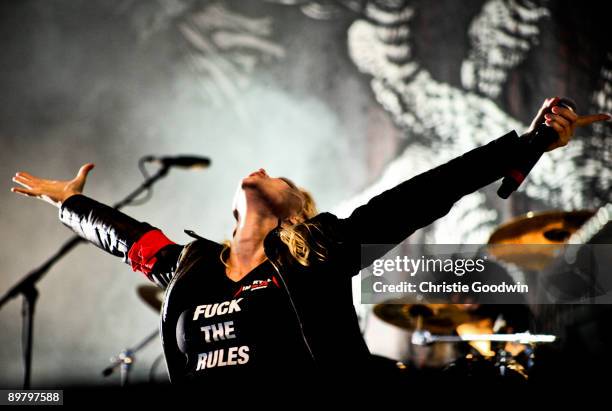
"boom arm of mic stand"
101,328,159,384
0,165,171,389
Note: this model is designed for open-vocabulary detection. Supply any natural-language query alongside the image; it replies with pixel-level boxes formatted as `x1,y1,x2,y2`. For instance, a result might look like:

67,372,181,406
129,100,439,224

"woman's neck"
228,212,278,280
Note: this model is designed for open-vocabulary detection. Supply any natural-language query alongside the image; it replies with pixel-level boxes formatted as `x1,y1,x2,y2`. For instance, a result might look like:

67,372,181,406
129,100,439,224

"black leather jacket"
58,131,525,383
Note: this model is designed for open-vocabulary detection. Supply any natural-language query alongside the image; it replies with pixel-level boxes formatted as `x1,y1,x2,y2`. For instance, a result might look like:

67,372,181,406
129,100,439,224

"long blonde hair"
220,183,327,269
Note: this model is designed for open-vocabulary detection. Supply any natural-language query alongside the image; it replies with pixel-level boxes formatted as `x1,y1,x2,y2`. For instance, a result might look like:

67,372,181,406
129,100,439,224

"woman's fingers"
14,172,32,181
545,97,559,108
546,120,565,136
75,163,94,180
12,175,35,189
531,98,556,127
575,113,611,127
531,98,609,152
10,166,91,207
551,106,578,122
545,113,571,128
15,171,41,181
10,186,39,197
70,163,94,194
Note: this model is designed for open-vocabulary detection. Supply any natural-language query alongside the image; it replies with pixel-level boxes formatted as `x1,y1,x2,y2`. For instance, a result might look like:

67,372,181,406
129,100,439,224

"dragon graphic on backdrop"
118,0,611,246
338,0,611,246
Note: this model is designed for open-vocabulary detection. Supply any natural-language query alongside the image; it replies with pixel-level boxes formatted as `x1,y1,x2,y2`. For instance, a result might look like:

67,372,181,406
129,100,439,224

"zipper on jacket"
269,258,316,363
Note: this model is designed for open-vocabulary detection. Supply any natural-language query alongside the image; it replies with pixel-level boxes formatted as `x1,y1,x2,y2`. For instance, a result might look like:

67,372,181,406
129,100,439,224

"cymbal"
137,285,164,312
373,301,480,334
456,319,496,357
487,210,594,270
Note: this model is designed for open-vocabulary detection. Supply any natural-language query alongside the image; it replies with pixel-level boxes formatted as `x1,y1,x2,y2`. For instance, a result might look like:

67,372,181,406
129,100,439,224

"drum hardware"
374,299,556,380
101,285,165,386
410,330,555,345
102,329,159,386
457,318,497,357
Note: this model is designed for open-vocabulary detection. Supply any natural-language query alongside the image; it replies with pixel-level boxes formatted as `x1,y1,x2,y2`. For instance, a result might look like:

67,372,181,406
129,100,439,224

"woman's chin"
240,176,261,189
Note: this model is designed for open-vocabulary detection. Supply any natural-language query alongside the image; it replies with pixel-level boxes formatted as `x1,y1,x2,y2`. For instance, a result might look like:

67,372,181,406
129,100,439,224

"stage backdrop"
1,0,610,387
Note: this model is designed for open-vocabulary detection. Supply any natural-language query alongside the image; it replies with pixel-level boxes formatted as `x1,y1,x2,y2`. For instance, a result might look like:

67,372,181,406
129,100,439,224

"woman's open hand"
528,97,611,151
10,163,95,208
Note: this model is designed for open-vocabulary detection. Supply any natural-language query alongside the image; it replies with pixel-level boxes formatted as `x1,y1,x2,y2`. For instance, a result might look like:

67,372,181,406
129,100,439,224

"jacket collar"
185,224,282,261
263,220,282,261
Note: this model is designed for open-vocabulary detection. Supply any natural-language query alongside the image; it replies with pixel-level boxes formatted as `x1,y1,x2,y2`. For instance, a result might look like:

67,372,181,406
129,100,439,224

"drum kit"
373,301,554,382
372,208,606,382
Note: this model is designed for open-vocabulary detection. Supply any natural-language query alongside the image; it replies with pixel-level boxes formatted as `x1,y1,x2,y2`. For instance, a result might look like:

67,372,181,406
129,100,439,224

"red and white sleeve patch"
127,229,175,277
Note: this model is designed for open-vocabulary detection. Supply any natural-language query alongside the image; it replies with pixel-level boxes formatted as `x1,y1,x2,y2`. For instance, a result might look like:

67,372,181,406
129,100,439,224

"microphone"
142,155,211,169
497,97,577,199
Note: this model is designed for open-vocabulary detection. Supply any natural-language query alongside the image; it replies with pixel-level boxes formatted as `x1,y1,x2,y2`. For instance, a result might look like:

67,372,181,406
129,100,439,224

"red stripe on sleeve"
128,229,176,276
508,169,526,184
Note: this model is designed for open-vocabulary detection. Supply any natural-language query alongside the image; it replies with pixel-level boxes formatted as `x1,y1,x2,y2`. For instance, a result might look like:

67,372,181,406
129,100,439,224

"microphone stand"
101,329,159,386
0,165,171,389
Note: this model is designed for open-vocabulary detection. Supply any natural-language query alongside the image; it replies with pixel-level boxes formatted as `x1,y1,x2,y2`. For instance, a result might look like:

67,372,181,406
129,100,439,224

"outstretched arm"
11,164,182,289
338,130,523,246
336,98,610,266
58,194,182,289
